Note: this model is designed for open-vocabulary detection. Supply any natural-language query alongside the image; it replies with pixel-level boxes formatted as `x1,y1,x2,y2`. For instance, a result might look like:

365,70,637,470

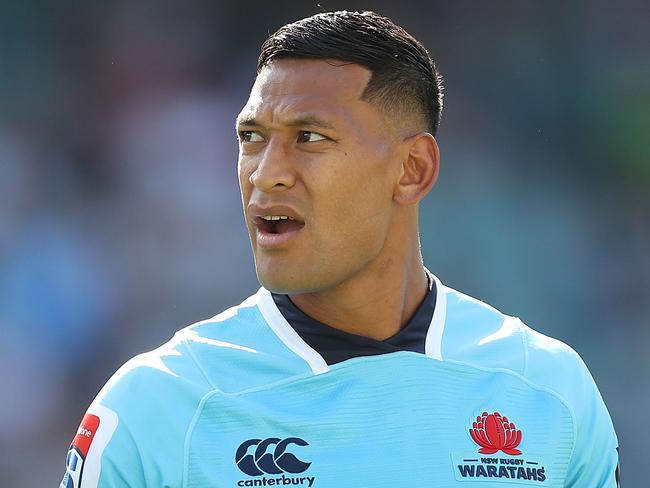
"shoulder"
95,288,315,413
93,291,258,415
440,283,619,483
84,327,216,464
61,333,213,488
63,290,297,487
92,331,212,416
440,284,597,406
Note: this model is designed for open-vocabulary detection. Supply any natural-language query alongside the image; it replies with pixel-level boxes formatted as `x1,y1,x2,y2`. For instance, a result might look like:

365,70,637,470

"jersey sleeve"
59,404,146,488
59,335,214,488
562,354,620,487
524,327,620,487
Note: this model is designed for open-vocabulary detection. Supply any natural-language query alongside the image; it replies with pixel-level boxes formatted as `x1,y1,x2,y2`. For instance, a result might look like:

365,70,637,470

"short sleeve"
523,327,620,487
564,356,620,487
59,340,213,488
59,404,146,488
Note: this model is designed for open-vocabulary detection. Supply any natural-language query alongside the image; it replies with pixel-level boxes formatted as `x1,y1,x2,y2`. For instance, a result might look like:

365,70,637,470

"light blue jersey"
61,275,619,487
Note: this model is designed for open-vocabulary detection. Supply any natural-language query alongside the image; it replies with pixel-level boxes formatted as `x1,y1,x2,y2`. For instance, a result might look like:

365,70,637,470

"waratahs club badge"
452,409,549,484
469,411,523,455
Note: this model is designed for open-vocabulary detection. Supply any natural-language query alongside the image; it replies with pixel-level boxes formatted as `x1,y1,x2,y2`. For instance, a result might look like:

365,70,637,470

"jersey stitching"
517,324,579,479
211,350,578,415
562,382,587,483
178,331,219,391
182,389,223,488
178,332,222,488
443,356,575,416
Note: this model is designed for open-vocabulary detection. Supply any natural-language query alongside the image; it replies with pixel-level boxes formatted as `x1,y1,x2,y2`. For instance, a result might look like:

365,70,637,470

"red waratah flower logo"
469,411,522,455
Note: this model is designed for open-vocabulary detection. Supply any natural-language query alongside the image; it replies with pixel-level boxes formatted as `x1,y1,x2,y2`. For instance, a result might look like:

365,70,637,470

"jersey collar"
255,269,447,374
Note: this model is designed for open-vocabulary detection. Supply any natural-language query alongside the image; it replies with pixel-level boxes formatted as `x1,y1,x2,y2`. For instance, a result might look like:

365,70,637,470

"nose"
248,138,296,193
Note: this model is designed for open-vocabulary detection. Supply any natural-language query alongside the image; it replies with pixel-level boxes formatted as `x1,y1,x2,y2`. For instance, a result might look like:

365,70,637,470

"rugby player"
61,11,620,487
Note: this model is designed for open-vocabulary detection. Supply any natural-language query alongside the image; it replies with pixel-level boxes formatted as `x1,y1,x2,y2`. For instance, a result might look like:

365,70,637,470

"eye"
297,131,327,143
239,130,264,143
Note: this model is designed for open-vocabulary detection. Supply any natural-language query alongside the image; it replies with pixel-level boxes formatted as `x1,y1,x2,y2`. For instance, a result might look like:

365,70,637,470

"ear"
393,132,440,206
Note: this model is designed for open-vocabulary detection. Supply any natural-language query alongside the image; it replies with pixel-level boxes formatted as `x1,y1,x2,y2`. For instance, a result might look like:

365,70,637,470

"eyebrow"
236,114,335,131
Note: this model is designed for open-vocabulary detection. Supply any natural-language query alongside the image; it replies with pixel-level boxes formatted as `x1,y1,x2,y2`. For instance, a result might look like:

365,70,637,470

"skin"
237,58,440,340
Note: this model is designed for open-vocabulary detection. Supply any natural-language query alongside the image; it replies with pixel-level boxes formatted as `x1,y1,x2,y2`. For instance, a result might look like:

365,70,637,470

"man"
61,11,619,487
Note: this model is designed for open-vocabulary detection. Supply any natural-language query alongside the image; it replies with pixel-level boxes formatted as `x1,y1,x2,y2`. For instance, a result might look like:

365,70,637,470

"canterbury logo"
235,438,311,476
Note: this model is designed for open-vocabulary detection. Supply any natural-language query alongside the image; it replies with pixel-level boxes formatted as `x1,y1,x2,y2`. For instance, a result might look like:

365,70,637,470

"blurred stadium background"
0,1,647,486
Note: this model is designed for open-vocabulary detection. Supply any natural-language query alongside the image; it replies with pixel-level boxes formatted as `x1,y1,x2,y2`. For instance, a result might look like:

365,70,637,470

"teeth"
261,215,294,221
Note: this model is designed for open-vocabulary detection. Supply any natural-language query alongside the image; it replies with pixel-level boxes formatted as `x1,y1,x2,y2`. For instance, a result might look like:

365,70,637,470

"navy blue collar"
271,272,436,365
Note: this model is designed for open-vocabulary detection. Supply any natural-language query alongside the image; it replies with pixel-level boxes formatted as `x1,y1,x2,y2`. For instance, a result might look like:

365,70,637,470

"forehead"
238,59,374,125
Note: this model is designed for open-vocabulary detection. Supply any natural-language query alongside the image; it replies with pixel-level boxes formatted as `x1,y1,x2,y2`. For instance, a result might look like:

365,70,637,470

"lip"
247,203,306,249
255,226,302,249
248,203,305,222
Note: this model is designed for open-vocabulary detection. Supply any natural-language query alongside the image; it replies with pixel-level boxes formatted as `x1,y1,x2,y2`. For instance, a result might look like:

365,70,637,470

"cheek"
311,155,394,248
334,149,395,212
238,158,253,199
238,160,255,236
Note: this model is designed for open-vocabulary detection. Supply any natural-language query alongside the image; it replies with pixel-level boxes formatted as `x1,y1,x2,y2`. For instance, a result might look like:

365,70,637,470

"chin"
255,264,325,295
254,261,298,294
254,250,358,295
257,274,305,295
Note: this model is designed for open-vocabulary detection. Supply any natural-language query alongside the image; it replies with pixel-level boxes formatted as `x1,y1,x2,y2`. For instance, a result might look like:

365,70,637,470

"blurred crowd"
0,1,647,486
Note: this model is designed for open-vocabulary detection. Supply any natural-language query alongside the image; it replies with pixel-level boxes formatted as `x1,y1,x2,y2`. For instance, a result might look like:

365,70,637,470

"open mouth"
254,215,305,235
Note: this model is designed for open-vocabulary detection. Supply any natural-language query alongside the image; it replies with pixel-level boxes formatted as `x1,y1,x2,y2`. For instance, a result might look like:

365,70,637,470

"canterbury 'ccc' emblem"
235,438,311,476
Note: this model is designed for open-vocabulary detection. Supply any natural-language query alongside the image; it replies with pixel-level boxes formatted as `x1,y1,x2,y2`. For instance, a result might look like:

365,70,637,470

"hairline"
258,56,429,135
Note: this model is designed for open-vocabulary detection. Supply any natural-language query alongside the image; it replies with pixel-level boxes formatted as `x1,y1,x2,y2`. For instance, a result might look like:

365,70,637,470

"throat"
288,267,431,340
290,293,406,340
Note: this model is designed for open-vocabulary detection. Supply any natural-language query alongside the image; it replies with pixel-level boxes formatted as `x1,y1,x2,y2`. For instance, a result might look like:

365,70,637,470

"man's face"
237,58,403,294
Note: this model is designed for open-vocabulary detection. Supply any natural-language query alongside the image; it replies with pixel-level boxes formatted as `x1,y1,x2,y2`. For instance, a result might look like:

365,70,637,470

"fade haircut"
258,10,443,136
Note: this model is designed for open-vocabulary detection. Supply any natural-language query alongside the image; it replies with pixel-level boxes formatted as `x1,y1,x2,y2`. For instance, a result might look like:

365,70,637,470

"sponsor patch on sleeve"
73,414,101,457
60,406,118,488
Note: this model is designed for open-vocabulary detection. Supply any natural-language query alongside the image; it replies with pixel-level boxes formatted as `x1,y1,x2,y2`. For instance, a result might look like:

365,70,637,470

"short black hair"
258,10,443,136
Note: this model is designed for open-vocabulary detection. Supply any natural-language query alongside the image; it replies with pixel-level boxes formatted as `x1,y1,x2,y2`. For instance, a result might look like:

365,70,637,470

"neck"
289,230,428,341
